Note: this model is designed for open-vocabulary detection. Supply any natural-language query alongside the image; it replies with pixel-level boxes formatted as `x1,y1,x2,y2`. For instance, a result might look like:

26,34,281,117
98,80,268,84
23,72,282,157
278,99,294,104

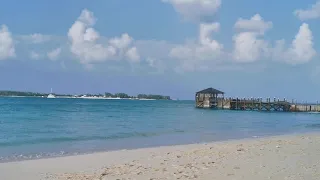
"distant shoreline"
0,90,172,100
0,95,168,101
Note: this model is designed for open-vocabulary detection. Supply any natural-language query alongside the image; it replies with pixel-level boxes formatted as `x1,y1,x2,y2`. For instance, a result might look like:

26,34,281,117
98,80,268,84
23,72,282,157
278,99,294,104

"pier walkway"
195,88,320,112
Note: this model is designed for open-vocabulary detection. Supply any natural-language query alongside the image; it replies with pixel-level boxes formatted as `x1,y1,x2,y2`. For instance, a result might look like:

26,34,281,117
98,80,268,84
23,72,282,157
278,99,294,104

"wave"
0,130,185,147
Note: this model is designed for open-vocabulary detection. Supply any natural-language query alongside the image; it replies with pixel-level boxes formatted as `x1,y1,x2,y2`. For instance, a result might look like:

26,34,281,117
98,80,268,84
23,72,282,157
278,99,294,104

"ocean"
0,97,319,162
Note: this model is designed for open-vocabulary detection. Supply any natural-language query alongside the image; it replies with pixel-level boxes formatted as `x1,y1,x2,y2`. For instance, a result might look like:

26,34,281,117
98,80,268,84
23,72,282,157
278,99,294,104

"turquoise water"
0,97,319,162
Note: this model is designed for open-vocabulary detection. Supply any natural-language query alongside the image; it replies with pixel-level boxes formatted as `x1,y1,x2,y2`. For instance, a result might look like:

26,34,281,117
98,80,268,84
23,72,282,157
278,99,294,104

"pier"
195,88,320,112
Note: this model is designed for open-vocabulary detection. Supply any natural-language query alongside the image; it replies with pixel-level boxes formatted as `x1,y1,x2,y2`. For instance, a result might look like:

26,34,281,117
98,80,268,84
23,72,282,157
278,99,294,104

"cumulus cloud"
169,22,223,71
170,22,223,60
234,14,273,34
0,25,15,60
232,15,316,65
47,48,61,61
126,47,140,62
273,23,316,65
109,33,133,50
68,9,115,64
162,0,221,21
68,9,139,66
294,1,320,20
288,23,316,63
232,14,272,62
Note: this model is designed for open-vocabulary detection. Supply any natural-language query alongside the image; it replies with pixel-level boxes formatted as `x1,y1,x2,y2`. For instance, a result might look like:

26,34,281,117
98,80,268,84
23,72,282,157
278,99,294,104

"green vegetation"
0,91,73,97
0,90,171,100
104,92,170,100
0,91,46,97
137,94,170,100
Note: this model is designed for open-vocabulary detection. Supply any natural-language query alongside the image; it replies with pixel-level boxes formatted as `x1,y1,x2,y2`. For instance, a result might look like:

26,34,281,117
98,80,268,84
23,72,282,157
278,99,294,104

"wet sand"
1,133,320,180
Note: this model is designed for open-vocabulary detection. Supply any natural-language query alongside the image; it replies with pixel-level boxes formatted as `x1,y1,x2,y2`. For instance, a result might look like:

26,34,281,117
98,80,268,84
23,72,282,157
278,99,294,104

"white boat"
47,88,56,98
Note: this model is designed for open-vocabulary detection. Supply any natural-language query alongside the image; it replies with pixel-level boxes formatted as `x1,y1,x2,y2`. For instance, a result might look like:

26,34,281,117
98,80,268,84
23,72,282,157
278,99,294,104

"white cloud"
21,33,52,44
288,23,316,63
30,51,41,60
144,57,167,73
170,45,194,60
232,14,272,63
279,23,316,65
0,25,15,60
162,0,221,21
169,22,223,72
232,17,316,65
109,33,133,49
47,48,61,61
68,9,139,66
68,9,116,64
199,22,220,45
232,32,269,63
294,1,320,20
234,14,273,34
126,47,140,62
3,7,315,72
170,22,223,61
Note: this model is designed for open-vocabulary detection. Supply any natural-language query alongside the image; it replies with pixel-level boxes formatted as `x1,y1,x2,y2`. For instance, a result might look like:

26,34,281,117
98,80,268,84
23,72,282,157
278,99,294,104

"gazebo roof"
196,87,224,94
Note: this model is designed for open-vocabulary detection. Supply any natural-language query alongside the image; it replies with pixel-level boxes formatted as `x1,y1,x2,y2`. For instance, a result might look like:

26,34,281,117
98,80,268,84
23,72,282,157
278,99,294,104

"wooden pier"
195,87,320,112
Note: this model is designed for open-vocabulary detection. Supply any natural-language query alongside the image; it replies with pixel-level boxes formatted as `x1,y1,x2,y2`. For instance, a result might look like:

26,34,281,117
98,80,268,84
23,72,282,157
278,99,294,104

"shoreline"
0,96,161,100
1,132,319,180
0,130,308,164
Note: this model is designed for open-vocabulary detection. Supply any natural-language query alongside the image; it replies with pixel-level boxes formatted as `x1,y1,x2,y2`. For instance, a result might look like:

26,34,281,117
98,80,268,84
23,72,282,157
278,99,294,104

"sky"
0,0,320,101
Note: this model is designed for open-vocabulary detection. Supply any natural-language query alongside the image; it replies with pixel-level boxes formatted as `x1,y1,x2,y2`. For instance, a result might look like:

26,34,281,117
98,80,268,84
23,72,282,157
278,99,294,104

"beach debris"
162,168,167,172
98,172,109,180
276,146,280,148
237,148,245,152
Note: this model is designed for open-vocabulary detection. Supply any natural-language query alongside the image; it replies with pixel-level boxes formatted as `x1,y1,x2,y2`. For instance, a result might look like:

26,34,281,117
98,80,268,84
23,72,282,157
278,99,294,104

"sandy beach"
1,133,320,180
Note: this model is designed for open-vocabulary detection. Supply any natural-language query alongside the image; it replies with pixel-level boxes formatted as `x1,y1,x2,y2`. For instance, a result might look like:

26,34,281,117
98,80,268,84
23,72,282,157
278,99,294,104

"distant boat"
47,88,56,98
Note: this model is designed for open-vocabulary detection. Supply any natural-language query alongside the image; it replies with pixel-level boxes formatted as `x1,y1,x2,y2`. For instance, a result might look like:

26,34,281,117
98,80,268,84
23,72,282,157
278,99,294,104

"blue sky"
0,0,320,101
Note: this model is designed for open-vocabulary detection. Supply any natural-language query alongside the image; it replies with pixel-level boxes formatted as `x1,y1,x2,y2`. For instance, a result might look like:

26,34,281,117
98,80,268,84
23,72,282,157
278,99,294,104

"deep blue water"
0,97,319,162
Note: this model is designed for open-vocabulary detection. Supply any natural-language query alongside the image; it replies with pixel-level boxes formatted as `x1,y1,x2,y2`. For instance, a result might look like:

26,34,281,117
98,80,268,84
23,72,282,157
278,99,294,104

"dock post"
252,97,254,110
259,98,262,111
236,98,238,110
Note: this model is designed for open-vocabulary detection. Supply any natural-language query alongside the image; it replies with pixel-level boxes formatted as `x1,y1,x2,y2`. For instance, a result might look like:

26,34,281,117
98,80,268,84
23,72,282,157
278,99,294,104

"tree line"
0,90,171,100
104,92,170,100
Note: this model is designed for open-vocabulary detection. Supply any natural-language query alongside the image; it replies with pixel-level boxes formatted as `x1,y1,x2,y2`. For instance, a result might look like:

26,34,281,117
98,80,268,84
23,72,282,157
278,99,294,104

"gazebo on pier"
195,88,224,108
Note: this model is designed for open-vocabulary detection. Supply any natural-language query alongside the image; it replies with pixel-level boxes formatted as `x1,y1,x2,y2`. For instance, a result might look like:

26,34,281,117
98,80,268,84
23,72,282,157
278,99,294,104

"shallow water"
0,97,319,162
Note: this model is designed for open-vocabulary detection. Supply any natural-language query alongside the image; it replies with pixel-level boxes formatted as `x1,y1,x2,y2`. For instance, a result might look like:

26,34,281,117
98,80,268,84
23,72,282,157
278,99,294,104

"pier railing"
213,97,320,112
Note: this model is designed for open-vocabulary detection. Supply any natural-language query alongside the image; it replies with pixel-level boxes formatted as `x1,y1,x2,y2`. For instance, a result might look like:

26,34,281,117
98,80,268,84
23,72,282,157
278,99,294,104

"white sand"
1,133,320,180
